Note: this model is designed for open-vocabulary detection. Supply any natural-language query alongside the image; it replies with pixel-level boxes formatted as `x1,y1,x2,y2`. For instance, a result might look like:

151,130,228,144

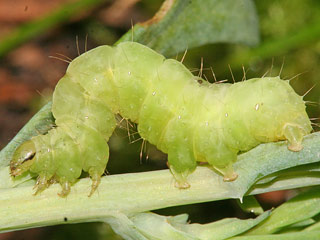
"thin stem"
1,132,320,233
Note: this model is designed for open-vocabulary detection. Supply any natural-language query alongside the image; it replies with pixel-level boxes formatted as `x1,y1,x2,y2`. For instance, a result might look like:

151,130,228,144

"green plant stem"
1,132,320,233
0,0,107,57
0,167,319,233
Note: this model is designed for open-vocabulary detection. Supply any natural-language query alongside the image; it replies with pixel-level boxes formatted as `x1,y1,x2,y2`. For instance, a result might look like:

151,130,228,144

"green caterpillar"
10,42,312,196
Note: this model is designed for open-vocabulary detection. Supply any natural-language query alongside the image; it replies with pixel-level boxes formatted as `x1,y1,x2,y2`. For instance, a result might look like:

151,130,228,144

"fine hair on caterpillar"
10,42,312,197
49,35,89,64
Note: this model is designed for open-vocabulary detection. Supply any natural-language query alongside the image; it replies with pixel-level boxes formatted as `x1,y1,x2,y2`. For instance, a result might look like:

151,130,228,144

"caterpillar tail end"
283,124,304,152
10,140,36,177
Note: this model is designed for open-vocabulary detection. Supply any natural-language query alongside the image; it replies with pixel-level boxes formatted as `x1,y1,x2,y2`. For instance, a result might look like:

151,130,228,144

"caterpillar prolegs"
10,42,312,196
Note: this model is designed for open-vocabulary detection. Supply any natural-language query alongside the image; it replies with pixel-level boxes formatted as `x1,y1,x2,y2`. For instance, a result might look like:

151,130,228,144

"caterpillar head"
10,140,36,176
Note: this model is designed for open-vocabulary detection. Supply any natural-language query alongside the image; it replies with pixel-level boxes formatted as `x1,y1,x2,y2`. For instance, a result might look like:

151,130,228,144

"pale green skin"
10,42,312,196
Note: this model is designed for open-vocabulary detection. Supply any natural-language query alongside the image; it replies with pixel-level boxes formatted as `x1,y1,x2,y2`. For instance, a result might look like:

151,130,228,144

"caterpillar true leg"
34,174,52,195
58,177,71,197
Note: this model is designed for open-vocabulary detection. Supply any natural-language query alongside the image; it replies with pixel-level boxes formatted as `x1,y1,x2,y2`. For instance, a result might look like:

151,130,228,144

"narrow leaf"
119,0,259,57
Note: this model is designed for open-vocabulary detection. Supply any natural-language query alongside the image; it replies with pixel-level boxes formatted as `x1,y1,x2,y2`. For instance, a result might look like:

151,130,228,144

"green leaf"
229,231,320,240
289,219,316,228
237,196,264,215
226,15,320,68
102,211,270,240
121,213,196,240
253,162,320,186
118,0,259,57
231,132,320,199
245,187,320,235
0,167,35,189
249,162,320,196
172,211,270,240
304,221,320,232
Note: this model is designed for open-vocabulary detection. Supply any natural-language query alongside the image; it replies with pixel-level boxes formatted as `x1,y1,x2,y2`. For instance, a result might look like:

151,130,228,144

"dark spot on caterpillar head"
64,217,68,222
197,79,203,84
21,152,36,164
10,151,35,173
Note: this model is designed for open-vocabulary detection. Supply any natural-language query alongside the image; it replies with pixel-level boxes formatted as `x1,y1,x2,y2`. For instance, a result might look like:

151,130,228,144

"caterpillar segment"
10,42,312,196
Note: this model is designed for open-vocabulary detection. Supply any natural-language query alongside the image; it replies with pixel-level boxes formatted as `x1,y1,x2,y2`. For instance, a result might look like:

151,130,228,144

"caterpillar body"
10,42,312,196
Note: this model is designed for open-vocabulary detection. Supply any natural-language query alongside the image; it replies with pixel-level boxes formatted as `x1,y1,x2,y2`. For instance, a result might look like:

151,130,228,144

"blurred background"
0,0,320,239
